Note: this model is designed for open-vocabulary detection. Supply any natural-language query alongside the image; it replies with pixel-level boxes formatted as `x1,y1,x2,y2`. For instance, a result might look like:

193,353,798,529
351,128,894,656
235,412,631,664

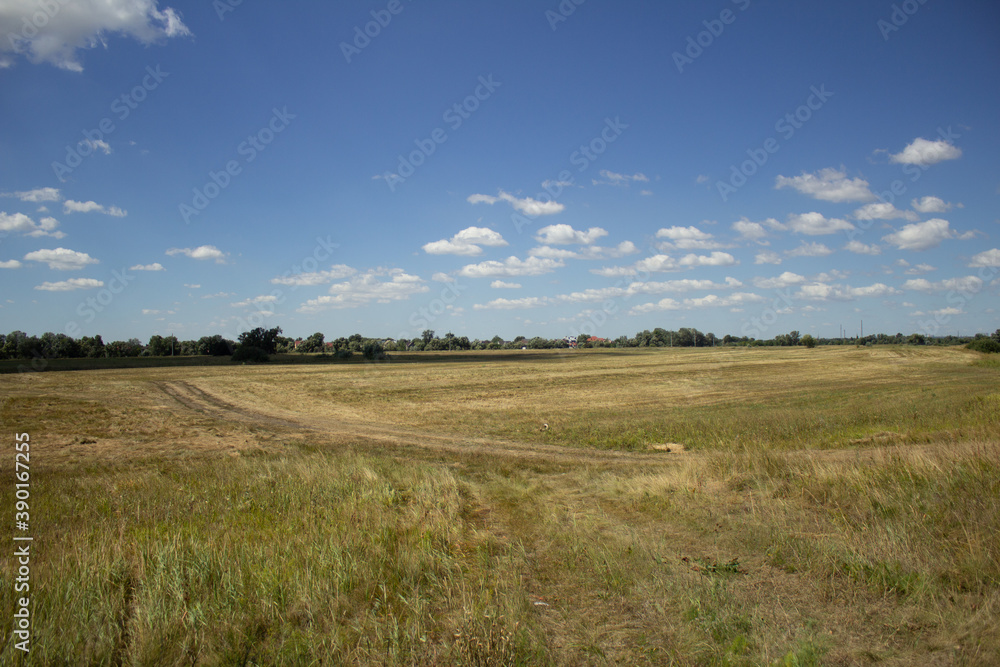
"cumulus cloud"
1,260,23,269
852,202,918,221
130,262,164,271
0,211,64,238
23,247,98,270
231,295,280,308
969,249,1000,268
535,224,607,245
655,225,723,250
775,168,875,203
166,245,227,263
629,292,764,314
754,250,782,265
882,219,953,251
731,217,775,241
529,241,636,261
678,251,737,267
786,242,833,258
797,282,900,301
752,272,807,289
297,268,427,311
557,277,743,304
422,226,508,256
911,196,957,214
64,200,126,216
786,212,855,235
890,138,962,166
3,187,61,202
902,276,982,293
490,280,521,289
458,255,564,278
0,0,191,72
468,190,564,216
592,170,649,186
271,264,356,286
34,278,103,291
844,240,881,255
473,297,549,310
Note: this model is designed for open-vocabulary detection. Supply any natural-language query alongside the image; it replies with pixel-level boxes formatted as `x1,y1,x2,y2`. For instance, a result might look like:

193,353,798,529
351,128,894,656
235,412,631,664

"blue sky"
1,0,998,343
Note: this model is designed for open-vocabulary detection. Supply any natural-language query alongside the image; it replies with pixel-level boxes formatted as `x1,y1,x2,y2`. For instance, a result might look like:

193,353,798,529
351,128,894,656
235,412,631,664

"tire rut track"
152,380,675,467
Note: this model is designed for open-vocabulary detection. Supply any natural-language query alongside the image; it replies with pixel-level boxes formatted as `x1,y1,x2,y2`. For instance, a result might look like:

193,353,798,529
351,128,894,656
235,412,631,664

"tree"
993,329,1000,344
197,335,233,356
787,330,801,346
362,339,385,360
238,327,282,354
801,334,816,348
298,332,325,353
422,329,435,345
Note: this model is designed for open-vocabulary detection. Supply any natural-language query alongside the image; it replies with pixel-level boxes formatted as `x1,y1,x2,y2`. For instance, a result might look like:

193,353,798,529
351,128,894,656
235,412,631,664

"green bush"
231,345,270,363
966,338,1000,354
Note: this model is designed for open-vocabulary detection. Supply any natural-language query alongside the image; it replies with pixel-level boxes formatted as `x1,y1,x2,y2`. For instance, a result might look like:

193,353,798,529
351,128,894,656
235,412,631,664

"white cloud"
785,212,855,236
64,200,126,216
529,241,636,260
271,264,356,286
0,211,63,237
473,297,549,310
754,250,782,265
34,278,103,291
490,280,521,289
4,187,61,202
634,254,680,273
969,249,1000,268
23,247,98,270
844,240,881,255
535,224,607,245
786,242,833,258
890,138,962,166
458,255,564,278
775,168,875,203
0,260,23,269
231,295,280,308
541,179,573,190
753,272,807,289
655,225,723,250
130,262,164,271
678,251,737,267
422,226,508,256
904,263,936,275
0,0,191,72
431,272,454,283
853,202,918,222
590,265,639,277
797,282,900,301
468,190,564,216
903,276,982,293
629,292,764,315
183,283,200,289
882,218,953,251
166,245,227,263
911,196,956,214
592,170,649,186
558,277,743,303
731,217,773,241
298,268,428,311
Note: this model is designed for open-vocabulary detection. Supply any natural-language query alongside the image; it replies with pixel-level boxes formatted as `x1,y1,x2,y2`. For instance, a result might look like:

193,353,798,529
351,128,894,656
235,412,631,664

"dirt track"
153,380,678,467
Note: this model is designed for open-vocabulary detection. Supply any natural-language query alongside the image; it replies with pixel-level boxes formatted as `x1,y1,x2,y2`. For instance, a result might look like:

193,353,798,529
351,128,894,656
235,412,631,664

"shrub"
362,340,385,361
967,338,1000,354
801,334,817,349
231,345,270,363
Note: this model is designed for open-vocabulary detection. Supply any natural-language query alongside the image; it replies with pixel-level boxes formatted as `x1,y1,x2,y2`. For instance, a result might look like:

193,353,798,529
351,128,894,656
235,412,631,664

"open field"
1,346,998,664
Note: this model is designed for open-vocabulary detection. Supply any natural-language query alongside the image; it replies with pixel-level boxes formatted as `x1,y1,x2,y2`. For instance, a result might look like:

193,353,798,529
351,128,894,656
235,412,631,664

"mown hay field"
1,346,998,664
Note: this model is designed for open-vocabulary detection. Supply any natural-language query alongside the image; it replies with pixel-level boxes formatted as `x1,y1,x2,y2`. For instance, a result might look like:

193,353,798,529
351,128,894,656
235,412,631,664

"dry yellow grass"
1,345,997,664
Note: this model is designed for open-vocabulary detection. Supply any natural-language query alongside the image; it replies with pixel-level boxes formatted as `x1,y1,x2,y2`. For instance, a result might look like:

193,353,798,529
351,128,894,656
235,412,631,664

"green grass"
1,345,998,664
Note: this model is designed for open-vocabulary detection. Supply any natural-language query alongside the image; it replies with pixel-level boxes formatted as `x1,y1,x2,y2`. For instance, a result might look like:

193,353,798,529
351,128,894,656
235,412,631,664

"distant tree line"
2,327,998,363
